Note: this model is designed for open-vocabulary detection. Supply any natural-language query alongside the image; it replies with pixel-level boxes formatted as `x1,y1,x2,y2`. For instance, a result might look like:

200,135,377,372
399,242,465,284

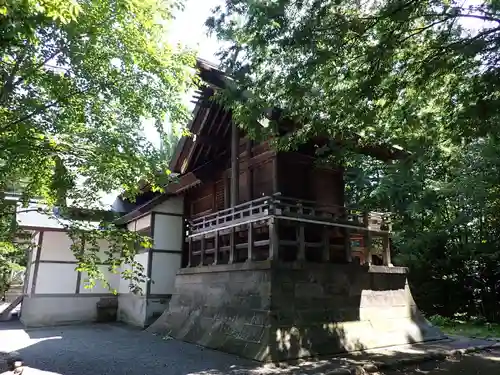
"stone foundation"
147,261,445,361
21,295,118,327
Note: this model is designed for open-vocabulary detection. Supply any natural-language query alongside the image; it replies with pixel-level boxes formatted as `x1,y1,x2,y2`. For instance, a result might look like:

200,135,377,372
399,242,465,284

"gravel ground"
0,321,267,375
2,321,500,375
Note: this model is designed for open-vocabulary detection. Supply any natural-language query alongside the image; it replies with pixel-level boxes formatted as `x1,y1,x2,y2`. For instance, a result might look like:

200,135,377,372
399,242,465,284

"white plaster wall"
132,214,152,232
79,265,120,294
153,196,184,215
153,214,183,250
25,259,35,294
40,231,76,262
118,251,149,294
35,263,77,294
150,252,181,295
84,239,110,263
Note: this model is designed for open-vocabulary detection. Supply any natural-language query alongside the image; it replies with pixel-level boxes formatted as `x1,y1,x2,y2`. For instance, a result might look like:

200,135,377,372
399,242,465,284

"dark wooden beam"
194,135,229,147
230,121,239,206
246,139,254,200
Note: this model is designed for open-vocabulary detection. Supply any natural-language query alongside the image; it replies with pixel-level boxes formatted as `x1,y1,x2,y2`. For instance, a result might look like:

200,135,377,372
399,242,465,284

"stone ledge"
177,260,272,275
325,340,500,374
175,261,409,276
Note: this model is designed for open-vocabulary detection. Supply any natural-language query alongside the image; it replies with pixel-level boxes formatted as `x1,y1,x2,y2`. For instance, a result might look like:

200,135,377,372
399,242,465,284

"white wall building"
17,196,184,328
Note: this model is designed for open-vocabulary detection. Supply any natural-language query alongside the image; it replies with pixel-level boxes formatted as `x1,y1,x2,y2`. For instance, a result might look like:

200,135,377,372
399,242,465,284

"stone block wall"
269,263,443,361
148,261,273,360
147,261,445,362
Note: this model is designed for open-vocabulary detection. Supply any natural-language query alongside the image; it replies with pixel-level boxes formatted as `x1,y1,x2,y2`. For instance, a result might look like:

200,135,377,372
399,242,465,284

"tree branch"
3,87,88,130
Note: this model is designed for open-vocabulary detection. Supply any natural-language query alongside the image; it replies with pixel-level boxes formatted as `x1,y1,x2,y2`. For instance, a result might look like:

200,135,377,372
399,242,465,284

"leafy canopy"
1,0,195,292
207,0,500,321
208,0,500,152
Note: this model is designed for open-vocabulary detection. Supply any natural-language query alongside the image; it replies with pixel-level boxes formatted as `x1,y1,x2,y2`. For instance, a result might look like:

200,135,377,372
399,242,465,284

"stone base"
147,261,445,362
20,295,118,327
118,294,172,328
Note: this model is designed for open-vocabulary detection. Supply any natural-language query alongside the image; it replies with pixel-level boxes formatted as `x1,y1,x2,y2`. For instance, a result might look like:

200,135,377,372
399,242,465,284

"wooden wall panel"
252,160,274,198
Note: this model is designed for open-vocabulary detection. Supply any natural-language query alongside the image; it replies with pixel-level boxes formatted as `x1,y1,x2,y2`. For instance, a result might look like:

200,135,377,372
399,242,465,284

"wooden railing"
189,196,271,234
185,195,393,268
188,195,391,237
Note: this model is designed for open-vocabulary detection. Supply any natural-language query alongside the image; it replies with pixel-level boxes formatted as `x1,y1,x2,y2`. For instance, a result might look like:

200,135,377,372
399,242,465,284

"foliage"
0,200,26,297
207,0,500,322
428,314,500,339
1,0,196,291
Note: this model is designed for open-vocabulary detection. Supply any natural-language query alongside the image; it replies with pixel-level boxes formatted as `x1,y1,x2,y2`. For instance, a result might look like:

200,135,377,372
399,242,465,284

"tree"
206,0,500,322
207,0,500,151
1,0,196,292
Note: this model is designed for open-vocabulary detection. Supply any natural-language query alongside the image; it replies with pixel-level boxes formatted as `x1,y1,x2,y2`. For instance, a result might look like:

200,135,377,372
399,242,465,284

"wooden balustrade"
185,195,392,268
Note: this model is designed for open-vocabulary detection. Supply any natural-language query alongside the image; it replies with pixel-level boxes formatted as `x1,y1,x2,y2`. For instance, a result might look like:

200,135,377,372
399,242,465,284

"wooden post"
297,224,305,260
213,230,219,265
382,234,392,266
382,217,393,266
229,207,235,264
363,212,372,265
187,236,193,267
322,226,330,262
343,208,352,262
297,204,305,260
223,171,230,209
272,154,278,194
230,121,239,207
268,217,278,260
247,223,253,262
247,139,254,199
200,236,205,266
344,227,352,262
229,227,235,264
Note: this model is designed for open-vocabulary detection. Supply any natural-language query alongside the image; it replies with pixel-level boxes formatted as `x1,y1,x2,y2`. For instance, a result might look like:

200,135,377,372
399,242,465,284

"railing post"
187,236,193,268
342,209,352,263
268,217,277,260
229,207,235,264
268,198,277,260
382,215,393,266
213,230,219,265
363,212,372,266
200,235,205,266
247,223,253,262
297,203,305,261
322,226,330,263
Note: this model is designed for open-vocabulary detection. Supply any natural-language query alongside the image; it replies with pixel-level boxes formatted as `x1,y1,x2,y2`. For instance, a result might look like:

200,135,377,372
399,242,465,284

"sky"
169,0,225,62
141,0,224,148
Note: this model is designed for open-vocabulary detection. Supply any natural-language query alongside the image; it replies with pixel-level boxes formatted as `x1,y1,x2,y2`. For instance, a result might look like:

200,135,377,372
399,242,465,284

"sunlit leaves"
0,0,195,291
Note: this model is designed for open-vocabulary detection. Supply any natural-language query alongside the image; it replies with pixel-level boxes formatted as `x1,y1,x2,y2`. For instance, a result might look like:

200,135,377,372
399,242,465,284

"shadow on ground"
379,349,500,374
1,320,499,375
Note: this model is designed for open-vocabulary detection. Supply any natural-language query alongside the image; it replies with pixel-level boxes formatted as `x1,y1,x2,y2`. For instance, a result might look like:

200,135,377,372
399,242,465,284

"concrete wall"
21,230,118,328
118,196,184,327
20,195,185,329
21,295,117,327
147,261,445,362
117,251,149,326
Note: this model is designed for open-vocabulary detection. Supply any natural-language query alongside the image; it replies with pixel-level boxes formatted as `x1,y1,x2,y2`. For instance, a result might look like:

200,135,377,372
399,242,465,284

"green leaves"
0,0,196,291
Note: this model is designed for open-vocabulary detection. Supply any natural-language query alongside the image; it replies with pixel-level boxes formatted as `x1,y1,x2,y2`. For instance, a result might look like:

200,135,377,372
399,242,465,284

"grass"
428,315,500,339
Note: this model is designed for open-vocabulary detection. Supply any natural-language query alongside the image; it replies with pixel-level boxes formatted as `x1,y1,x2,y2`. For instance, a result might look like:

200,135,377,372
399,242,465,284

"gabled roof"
169,59,233,174
170,59,408,177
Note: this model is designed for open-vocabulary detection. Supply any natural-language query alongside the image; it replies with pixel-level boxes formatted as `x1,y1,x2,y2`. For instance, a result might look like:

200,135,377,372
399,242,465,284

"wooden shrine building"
147,59,445,361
